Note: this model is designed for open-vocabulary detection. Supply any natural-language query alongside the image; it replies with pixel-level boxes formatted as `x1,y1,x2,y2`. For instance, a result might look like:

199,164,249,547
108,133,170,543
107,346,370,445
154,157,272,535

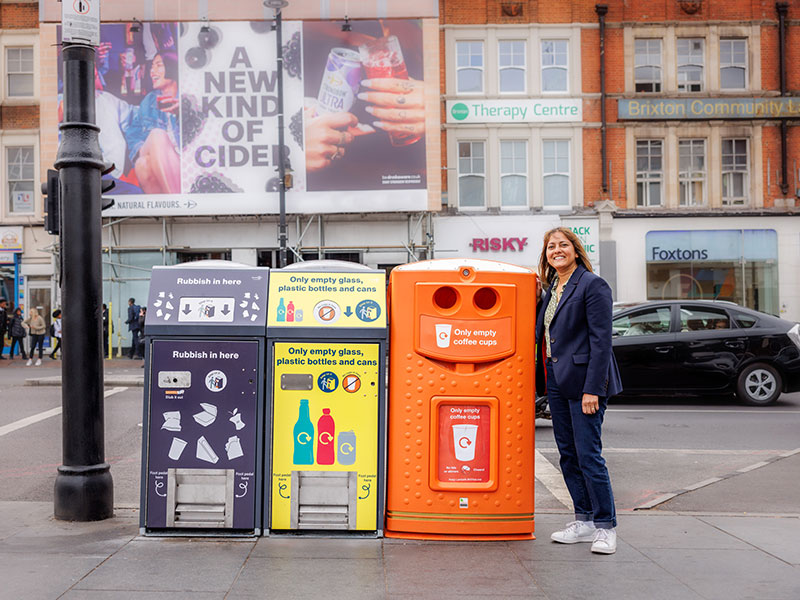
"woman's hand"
358,78,425,138
305,111,358,171
582,393,600,415
157,95,180,115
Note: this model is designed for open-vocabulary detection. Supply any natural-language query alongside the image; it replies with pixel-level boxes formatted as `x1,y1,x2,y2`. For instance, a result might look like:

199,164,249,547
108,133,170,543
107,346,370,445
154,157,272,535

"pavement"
1,359,799,599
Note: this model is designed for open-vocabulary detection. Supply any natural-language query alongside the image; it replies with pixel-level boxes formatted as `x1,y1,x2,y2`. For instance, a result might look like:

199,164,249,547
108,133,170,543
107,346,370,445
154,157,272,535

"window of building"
456,41,484,94
542,140,570,207
458,141,485,207
677,38,704,92
720,38,747,89
498,40,525,93
500,140,527,207
541,40,568,92
721,138,748,205
6,146,35,214
636,139,663,207
5,46,34,97
634,39,662,92
678,139,706,206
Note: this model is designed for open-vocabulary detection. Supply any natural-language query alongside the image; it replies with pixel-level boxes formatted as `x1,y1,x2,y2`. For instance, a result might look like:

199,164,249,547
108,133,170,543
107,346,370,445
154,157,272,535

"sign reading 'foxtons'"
619,98,800,120
446,99,582,123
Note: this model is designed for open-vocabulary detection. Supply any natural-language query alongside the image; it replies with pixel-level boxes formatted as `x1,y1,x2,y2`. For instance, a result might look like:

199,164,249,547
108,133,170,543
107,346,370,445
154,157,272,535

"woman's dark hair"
53,309,62,318
14,307,21,315
158,52,179,81
538,227,594,285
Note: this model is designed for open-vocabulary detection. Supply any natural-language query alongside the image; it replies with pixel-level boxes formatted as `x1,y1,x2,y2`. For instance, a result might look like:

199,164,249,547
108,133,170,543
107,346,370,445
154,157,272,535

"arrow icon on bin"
458,437,472,448
182,304,191,315
221,304,230,315
344,306,353,317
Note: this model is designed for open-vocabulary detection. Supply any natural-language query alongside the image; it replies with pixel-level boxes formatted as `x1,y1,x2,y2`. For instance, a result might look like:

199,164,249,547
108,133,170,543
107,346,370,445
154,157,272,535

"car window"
680,306,731,331
731,311,757,328
613,306,672,336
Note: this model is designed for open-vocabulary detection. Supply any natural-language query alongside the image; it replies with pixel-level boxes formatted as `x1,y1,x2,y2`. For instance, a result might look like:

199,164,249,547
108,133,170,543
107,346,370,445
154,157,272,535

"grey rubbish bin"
139,261,269,535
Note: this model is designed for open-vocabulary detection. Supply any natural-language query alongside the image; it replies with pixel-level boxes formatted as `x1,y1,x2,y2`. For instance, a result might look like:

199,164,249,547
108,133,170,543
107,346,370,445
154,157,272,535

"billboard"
56,20,431,215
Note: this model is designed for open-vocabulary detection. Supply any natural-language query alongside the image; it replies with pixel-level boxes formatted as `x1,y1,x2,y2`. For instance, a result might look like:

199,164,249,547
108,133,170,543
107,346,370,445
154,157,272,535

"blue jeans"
546,360,616,528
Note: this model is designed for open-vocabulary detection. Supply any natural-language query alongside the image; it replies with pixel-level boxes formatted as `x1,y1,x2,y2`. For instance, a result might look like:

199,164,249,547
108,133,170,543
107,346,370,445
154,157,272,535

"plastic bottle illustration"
287,300,295,322
337,430,356,465
293,399,314,465
276,297,286,322
316,408,335,465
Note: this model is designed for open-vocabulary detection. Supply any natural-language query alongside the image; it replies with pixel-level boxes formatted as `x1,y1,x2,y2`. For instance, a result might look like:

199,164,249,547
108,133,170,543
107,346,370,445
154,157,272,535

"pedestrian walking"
50,309,62,359
0,298,8,360
535,227,623,554
102,303,110,358
137,306,147,359
8,307,26,360
125,297,142,359
24,307,46,366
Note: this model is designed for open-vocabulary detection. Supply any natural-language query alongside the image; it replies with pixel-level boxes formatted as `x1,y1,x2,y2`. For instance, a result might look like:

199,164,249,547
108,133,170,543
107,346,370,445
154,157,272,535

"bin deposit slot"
165,468,234,528
281,374,313,391
290,471,357,530
158,371,192,388
177,297,236,323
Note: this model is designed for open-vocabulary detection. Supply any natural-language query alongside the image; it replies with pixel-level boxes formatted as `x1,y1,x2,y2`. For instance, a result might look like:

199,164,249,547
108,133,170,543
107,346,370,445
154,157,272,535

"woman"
50,309,62,360
535,227,623,554
24,308,46,366
8,307,27,360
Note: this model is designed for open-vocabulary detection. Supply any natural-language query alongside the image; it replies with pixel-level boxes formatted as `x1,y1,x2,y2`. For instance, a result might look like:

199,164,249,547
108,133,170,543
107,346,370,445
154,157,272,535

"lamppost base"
54,463,114,521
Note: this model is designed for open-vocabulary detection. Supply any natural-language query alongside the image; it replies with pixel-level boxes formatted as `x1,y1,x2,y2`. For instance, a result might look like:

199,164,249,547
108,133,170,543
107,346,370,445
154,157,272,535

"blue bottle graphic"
276,297,286,322
293,399,314,465
338,430,356,465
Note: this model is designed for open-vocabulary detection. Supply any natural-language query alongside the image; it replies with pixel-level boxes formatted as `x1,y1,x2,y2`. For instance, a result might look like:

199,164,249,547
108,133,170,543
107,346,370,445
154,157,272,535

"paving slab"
615,513,752,550
251,536,383,559
383,542,545,598
72,538,255,593
229,557,385,598
61,592,225,600
0,551,108,600
701,516,800,565
641,547,800,600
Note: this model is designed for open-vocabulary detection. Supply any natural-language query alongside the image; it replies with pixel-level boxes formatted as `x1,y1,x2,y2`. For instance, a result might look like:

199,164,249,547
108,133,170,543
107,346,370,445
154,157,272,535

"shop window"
541,40,568,93
720,38,747,89
634,39,661,93
500,140,527,207
458,141,485,208
636,139,663,207
542,140,569,208
678,139,706,206
5,46,34,97
6,146,35,214
677,38,703,92
612,306,671,337
456,41,483,94
721,138,748,205
679,306,730,332
498,40,525,93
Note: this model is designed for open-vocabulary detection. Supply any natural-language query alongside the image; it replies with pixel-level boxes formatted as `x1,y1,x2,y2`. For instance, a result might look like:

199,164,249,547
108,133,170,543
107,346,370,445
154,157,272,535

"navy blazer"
535,264,623,400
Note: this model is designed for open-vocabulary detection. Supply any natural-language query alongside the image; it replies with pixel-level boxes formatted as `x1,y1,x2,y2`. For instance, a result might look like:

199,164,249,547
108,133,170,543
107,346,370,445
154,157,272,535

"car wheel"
736,363,782,406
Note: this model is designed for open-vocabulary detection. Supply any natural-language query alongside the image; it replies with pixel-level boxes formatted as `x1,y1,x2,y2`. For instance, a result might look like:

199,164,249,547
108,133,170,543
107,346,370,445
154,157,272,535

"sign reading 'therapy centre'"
446,99,582,123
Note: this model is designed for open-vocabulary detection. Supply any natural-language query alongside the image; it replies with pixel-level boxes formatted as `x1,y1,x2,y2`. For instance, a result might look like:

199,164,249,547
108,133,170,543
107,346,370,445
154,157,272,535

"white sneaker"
35,358,42,366
551,520,596,544
591,528,617,554
26,358,32,366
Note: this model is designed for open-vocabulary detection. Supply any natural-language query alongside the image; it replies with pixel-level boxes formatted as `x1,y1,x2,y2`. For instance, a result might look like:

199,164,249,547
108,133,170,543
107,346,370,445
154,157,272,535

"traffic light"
42,168,60,236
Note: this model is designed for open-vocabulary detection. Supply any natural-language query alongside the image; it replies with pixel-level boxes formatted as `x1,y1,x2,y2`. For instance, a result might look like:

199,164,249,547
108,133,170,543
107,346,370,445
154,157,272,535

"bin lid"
280,259,374,273
144,261,269,335
395,258,533,273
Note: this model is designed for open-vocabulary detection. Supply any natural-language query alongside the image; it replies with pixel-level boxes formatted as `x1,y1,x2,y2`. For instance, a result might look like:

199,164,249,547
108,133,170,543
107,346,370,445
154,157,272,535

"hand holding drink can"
358,36,424,147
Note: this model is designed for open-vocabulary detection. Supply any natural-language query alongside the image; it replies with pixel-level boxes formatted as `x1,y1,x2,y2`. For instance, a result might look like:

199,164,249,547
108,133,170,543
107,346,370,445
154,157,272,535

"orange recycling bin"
385,259,537,540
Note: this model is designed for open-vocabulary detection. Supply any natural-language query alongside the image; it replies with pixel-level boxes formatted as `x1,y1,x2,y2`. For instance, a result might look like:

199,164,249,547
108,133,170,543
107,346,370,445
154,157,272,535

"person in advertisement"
535,227,623,554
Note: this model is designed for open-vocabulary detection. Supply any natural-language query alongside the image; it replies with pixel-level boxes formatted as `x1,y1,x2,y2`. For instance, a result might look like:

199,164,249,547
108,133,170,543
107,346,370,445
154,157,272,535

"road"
1,361,798,516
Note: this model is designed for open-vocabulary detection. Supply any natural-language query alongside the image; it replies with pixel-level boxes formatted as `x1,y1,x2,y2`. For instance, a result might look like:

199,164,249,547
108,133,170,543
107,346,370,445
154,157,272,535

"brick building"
438,0,800,319
0,0,51,328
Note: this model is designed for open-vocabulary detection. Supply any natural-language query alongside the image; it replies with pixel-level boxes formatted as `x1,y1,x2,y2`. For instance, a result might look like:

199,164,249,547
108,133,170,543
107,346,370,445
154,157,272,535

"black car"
611,300,800,405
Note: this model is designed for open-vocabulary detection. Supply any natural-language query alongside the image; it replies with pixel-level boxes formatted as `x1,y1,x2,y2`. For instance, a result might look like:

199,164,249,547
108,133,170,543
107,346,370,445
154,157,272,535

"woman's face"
546,231,577,272
150,55,168,89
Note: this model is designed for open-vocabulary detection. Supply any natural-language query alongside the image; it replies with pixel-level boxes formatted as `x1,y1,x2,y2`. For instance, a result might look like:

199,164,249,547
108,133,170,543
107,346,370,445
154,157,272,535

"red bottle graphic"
316,408,335,465
287,301,295,322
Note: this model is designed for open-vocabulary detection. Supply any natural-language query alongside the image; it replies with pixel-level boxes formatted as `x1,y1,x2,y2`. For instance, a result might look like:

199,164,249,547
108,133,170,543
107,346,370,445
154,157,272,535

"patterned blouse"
543,270,575,358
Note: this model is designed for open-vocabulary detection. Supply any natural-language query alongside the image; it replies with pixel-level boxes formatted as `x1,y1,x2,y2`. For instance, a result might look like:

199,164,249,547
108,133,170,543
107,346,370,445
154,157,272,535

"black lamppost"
53,41,113,520
265,0,289,267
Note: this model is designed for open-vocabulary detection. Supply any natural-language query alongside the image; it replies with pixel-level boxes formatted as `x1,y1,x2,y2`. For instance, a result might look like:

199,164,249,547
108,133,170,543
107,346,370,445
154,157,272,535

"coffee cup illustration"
452,424,478,461
435,323,452,348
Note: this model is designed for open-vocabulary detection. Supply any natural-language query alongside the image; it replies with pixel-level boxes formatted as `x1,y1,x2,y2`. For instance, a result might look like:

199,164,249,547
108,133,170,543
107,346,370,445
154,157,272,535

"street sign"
62,0,100,46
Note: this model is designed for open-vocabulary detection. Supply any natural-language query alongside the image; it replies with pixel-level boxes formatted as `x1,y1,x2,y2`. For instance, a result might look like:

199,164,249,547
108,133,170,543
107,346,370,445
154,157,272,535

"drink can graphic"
435,323,452,348
338,430,357,465
452,424,478,461
316,48,362,114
